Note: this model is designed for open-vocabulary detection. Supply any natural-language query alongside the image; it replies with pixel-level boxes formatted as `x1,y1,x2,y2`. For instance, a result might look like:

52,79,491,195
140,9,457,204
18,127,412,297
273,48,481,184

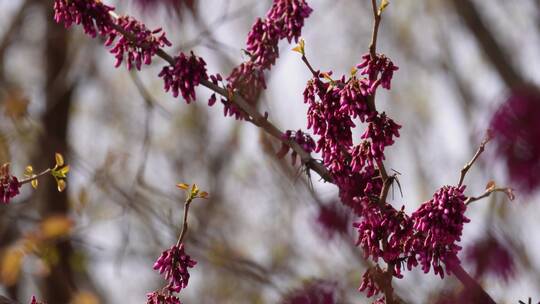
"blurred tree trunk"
36,2,76,302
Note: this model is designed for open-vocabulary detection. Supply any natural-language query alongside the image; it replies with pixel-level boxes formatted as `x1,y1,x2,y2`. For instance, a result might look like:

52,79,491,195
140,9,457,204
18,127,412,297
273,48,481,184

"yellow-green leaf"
191,184,200,196
292,38,305,55
379,0,390,14
24,165,34,176
55,153,64,167
58,165,70,177
57,179,66,192
176,183,190,190
31,179,38,189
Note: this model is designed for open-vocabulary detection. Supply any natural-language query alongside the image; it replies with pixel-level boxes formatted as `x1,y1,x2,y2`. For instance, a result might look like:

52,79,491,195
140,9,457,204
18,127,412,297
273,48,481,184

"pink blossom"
53,0,115,38
153,243,197,293
406,186,470,278
105,16,172,70
159,52,208,103
1,171,20,205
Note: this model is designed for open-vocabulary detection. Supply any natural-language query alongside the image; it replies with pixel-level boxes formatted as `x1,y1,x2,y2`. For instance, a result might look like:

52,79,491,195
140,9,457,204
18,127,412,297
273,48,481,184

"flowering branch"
103,10,333,183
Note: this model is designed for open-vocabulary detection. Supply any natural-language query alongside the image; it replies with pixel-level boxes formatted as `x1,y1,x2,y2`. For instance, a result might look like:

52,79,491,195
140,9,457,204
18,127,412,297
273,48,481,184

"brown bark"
37,2,76,302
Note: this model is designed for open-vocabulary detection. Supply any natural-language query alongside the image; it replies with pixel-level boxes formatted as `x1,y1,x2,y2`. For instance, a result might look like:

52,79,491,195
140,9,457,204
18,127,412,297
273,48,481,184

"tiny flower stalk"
175,183,208,246
150,183,207,300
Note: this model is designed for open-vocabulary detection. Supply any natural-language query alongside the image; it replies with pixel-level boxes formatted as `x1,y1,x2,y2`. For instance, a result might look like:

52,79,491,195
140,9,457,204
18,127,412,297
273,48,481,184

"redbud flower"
315,201,350,238
1,164,21,205
224,62,266,119
406,186,470,278
246,18,280,70
146,291,182,304
153,243,197,292
105,16,172,70
357,53,398,94
159,52,208,103
490,86,540,194
361,113,401,161
266,0,313,43
53,0,115,38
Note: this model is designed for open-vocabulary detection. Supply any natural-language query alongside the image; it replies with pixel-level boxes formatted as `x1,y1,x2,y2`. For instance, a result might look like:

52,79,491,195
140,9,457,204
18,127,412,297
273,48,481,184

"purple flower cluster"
1,165,21,205
54,0,172,72
302,70,400,205
246,18,280,70
159,52,208,103
284,129,316,152
490,86,540,194
153,243,197,292
267,0,313,43
361,113,401,160
146,291,182,304
466,235,515,281
355,204,411,277
225,0,312,119
53,0,115,38
105,16,171,70
224,62,266,118
357,53,399,94
406,186,470,278
315,201,350,238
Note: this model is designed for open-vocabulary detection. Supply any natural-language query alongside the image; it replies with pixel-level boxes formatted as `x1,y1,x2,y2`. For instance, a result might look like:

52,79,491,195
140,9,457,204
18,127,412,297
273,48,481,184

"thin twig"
18,168,51,185
176,197,192,246
458,134,491,187
465,187,514,206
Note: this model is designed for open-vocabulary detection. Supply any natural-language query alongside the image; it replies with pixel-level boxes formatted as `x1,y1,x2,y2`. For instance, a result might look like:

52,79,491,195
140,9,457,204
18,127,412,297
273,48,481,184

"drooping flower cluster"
490,86,540,194
153,243,197,292
1,164,21,205
54,0,171,72
357,53,399,94
105,16,172,70
302,66,401,213
146,291,182,304
361,113,401,160
158,52,208,103
53,0,115,37
224,0,312,118
267,0,313,43
405,186,470,278
246,18,280,70
355,204,412,277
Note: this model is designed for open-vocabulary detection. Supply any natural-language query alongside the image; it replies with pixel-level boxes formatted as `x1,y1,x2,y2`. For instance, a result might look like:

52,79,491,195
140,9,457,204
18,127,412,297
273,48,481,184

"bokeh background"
1,0,539,303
